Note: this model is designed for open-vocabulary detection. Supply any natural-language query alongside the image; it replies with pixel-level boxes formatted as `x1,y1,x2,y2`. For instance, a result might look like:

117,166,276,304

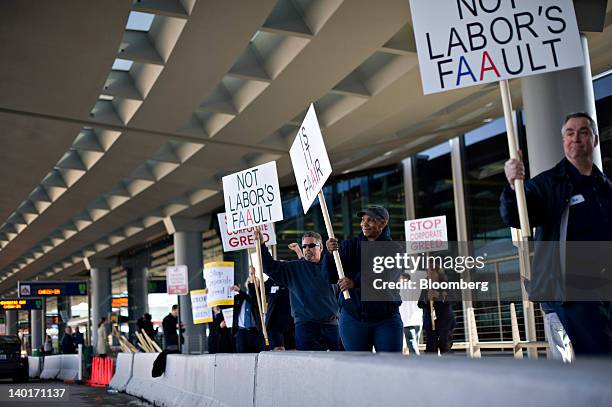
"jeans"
339,311,403,352
543,312,572,362
555,301,612,356
403,325,421,355
294,321,340,351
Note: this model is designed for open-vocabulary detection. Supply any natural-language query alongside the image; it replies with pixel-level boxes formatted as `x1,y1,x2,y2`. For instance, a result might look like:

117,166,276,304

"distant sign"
111,297,129,308
222,308,234,328
289,104,333,213
222,161,283,233
0,298,43,311
166,265,189,295
18,281,87,298
203,262,235,307
409,0,583,94
190,290,213,324
405,215,448,253
217,213,276,252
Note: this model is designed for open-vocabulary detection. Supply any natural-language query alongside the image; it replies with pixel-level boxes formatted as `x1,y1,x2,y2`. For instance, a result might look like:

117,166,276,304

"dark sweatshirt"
261,245,338,325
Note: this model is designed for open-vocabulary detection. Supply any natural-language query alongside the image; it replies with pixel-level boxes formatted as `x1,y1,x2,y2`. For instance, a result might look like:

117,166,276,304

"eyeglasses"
302,243,320,249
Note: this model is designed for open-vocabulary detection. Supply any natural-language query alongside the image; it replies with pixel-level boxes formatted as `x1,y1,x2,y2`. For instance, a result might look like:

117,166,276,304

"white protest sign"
203,262,235,307
289,103,333,213
222,161,283,233
221,308,234,328
409,0,583,94
217,213,276,252
166,265,188,295
190,289,213,324
405,215,448,254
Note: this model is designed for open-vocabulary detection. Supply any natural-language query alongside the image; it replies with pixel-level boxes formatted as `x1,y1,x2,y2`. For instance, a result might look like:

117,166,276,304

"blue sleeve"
261,245,293,287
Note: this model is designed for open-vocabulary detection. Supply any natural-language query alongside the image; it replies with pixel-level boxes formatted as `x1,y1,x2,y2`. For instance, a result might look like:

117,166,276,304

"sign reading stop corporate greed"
203,262,235,307
290,104,333,213
409,0,583,94
166,265,189,295
222,161,283,233
217,213,276,252
405,215,448,254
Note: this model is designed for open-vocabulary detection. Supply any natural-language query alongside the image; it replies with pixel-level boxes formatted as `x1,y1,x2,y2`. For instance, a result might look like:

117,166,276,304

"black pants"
424,328,454,354
556,301,612,356
235,328,265,353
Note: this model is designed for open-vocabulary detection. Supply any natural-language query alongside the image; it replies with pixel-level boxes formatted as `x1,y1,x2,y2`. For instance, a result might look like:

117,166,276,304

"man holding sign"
259,231,340,351
500,112,612,356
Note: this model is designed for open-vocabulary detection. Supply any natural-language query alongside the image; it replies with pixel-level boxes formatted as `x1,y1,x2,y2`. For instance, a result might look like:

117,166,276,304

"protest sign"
409,0,583,94
222,308,234,328
217,213,276,252
289,103,333,213
190,289,213,324
203,262,235,307
405,215,448,254
166,265,188,295
222,161,283,233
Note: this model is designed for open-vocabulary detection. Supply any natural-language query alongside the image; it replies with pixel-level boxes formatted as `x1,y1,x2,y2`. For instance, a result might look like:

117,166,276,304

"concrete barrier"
125,352,161,399
254,353,612,407
57,354,81,381
39,355,61,379
109,353,134,392
214,354,257,407
28,356,42,378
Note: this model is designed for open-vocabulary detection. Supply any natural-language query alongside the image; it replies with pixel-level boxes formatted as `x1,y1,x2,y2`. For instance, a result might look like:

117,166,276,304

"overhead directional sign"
289,103,333,213
0,298,44,311
222,161,283,233
409,0,583,94
18,281,88,298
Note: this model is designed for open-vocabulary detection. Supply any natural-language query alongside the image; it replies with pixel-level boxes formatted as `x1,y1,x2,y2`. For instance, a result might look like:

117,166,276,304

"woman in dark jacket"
208,306,233,354
325,205,403,352
418,268,456,354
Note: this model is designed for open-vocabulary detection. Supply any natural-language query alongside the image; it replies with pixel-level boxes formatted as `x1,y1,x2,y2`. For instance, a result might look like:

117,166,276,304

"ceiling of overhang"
0,0,611,296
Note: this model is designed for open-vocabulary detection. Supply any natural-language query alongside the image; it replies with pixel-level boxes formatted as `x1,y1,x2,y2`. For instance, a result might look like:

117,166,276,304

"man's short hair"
302,231,322,245
172,304,178,311
561,112,598,136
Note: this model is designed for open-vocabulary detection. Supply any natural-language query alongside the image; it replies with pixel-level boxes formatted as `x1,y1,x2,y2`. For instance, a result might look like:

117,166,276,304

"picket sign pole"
318,191,350,300
254,227,268,313
248,247,269,347
499,80,531,238
427,260,436,331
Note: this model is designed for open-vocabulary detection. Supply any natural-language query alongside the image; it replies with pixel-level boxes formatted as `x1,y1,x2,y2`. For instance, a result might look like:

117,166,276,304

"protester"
500,112,612,356
325,205,403,352
60,326,76,354
44,335,53,355
208,306,234,354
260,231,339,351
72,326,84,347
162,305,185,351
233,272,265,353
96,317,110,357
418,269,456,354
265,280,296,351
399,273,424,355
138,312,157,340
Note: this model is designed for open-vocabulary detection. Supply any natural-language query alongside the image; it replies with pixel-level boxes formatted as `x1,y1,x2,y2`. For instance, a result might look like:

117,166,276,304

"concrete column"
84,257,115,347
30,309,42,354
521,34,602,176
124,254,149,342
5,310,17,335
164,216,210,354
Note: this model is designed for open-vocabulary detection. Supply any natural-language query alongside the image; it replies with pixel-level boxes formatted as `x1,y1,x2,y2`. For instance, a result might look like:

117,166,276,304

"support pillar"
5,309,17,335
164,216,210,354
84,257,116,348
124,254,149,342
30,309,42,354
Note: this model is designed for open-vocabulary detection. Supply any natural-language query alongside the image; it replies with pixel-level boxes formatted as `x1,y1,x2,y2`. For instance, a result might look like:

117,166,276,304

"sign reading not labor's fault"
289,103,333,213
409,0,583,94
217,213,276,252
405,215,448,253
222,161,283,233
